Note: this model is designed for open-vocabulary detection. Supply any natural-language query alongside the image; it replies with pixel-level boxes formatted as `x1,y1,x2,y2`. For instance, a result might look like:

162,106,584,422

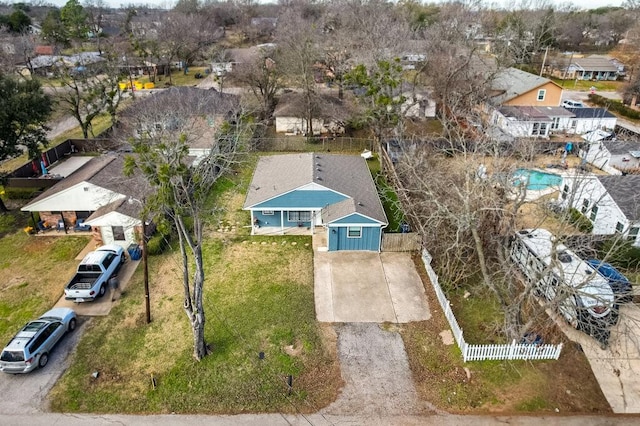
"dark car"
587,260,633,304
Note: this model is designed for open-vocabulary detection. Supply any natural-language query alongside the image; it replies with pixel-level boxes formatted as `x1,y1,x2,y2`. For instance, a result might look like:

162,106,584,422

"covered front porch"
252,225,325,236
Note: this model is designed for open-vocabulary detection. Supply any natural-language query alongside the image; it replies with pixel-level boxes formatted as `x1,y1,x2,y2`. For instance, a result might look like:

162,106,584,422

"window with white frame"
615,222,624,234
629,226,639,241
532,122,548,136
537,89,546,101
551,117,560,130
262,210,274,215
287,211,311,222
562,184,569,200
347,226,362,238
590,205,598,222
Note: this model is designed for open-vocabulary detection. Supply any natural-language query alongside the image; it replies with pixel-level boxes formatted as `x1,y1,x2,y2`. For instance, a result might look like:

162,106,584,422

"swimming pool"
513,169,562,191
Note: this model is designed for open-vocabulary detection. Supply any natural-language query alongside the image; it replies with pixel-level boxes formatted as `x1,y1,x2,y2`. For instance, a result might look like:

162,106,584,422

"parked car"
562,99,584,108
0,308,77,374
586,259,633,304
64,244,125,302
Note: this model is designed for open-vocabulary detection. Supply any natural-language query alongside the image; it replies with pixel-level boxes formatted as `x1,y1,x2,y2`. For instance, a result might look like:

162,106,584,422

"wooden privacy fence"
381,232,421,252
421,249,563,362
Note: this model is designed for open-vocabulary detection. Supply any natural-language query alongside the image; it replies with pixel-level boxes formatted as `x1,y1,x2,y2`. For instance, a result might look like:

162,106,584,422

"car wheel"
68,318,77,332
99,284,106,297
39,352,49,368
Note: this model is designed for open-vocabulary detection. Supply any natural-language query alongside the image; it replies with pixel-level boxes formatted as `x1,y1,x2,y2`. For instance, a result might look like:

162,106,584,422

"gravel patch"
321,323,437,416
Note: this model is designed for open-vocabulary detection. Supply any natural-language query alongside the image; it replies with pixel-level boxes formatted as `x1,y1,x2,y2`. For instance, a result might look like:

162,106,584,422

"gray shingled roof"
603,140,640,156
566,107,615,119
572,56,618,73
598,175,640,221
490,68,557,106
244,153,387,224
22,154,151,210
273,92,352,121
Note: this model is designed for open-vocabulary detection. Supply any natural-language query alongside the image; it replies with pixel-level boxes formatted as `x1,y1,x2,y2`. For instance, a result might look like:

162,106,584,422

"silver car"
0,308,77,374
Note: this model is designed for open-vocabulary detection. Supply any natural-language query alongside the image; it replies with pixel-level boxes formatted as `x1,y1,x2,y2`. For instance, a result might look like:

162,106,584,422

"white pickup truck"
64,245,126,302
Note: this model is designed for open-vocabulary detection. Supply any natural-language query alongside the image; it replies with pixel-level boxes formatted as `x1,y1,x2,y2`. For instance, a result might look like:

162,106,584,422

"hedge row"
588,94,640,120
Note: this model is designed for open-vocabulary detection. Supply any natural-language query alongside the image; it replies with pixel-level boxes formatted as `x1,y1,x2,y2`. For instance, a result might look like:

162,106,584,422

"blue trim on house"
252,190,347,209
329,213,384,225
328,226,382,251
253,210,282,227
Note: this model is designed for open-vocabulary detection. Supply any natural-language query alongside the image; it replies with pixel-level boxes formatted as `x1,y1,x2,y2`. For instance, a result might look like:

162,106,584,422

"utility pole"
129,198,150,323
540,46,549,77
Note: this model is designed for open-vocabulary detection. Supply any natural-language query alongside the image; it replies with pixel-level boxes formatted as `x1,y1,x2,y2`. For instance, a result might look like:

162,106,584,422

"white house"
559,108,617,134
558,174,640,246
491,106,572,138
21,154,150,248
581,139,640,174
273,92,351,135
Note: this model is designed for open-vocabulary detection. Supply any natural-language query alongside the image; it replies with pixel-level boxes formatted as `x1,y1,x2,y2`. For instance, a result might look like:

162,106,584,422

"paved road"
0,318,88,414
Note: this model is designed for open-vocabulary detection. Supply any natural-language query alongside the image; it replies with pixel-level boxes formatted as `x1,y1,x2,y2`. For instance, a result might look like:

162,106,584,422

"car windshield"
0,350,25,362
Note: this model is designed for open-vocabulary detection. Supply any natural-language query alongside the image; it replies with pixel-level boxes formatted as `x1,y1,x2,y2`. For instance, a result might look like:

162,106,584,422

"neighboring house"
491,106,572,138
273,92,351,135
561,108,617,134
243,153,388,251
398,83,436,119
582,139,640,172
559,174,640,246
121,86,240,160
21,154,151,248
489,67,563,108
549,55,621,81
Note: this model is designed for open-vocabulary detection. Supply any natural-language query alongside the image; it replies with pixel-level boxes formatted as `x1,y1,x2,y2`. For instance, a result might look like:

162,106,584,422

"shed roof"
244,153,387,224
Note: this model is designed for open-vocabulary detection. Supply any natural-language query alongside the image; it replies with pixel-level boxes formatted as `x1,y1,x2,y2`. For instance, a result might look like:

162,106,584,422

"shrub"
568,208,593,233
4,187,41,199
599,238,640,269
588,94,640,120
146,233,171,255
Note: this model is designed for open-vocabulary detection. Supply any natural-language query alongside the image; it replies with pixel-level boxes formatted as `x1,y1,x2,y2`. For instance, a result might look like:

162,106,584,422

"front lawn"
550,78,622,92
48,158,341,413
0,214,90,343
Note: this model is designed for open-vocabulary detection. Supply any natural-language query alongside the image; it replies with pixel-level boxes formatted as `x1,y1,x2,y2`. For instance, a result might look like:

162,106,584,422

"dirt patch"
402,253,611,414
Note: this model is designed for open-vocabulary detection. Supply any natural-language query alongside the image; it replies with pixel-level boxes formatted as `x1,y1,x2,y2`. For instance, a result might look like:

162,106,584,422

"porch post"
281,211,284,234
59,212,67,234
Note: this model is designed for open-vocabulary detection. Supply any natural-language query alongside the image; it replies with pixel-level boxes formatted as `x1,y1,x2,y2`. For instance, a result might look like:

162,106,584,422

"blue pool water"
513,169,562,191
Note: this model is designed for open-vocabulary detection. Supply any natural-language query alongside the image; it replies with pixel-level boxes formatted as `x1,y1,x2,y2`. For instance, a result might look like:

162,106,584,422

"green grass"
48,159,340,413
0,221,90,343
550,78,622,92
130,67,209,88
366,157,406,232
449,286,505,344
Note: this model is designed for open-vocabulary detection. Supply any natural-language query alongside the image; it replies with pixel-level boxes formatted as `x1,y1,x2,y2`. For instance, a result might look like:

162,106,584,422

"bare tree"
123,87,252,360
234,45,282,120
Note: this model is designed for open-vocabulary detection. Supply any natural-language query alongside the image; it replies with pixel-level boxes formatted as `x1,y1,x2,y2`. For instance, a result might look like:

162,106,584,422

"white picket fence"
421,249,563,362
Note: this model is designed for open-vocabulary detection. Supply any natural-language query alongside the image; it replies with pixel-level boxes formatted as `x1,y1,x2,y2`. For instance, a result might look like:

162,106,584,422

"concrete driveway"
314,247,431,323
553,304,640,413
54,256,140,316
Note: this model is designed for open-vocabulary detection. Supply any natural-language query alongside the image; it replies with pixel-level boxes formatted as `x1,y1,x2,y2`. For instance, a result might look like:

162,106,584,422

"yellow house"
489,68,563,107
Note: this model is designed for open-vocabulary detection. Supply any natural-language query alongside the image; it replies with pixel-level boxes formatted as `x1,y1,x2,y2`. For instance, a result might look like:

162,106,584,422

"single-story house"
562,108,617,134
21,154,151,248
121,86,240,160
489,67,563,108
548,55,621,81
273,92,351,135
490,106,572,138
558,174,640,246
243,153,388,251
490,105,617,138
582,139,640,172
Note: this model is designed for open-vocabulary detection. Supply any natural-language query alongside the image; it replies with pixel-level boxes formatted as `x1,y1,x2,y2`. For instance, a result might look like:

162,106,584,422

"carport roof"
244,153,387,224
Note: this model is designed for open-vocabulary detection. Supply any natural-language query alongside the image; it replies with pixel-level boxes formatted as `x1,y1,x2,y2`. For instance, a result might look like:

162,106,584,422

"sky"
41,0,630,11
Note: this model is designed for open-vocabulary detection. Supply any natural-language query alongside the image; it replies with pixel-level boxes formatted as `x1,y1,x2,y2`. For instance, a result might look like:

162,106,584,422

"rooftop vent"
558,251,572,264
316,176,322,181
357,202,363,206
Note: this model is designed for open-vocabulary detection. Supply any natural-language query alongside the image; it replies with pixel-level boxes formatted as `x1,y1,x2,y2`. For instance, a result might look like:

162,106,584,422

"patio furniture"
73,218,91,232
56,219,66,232
36,220,52,233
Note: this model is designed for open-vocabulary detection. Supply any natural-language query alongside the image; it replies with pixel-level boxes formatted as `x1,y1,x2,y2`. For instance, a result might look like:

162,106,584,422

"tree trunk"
0,196,8,212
